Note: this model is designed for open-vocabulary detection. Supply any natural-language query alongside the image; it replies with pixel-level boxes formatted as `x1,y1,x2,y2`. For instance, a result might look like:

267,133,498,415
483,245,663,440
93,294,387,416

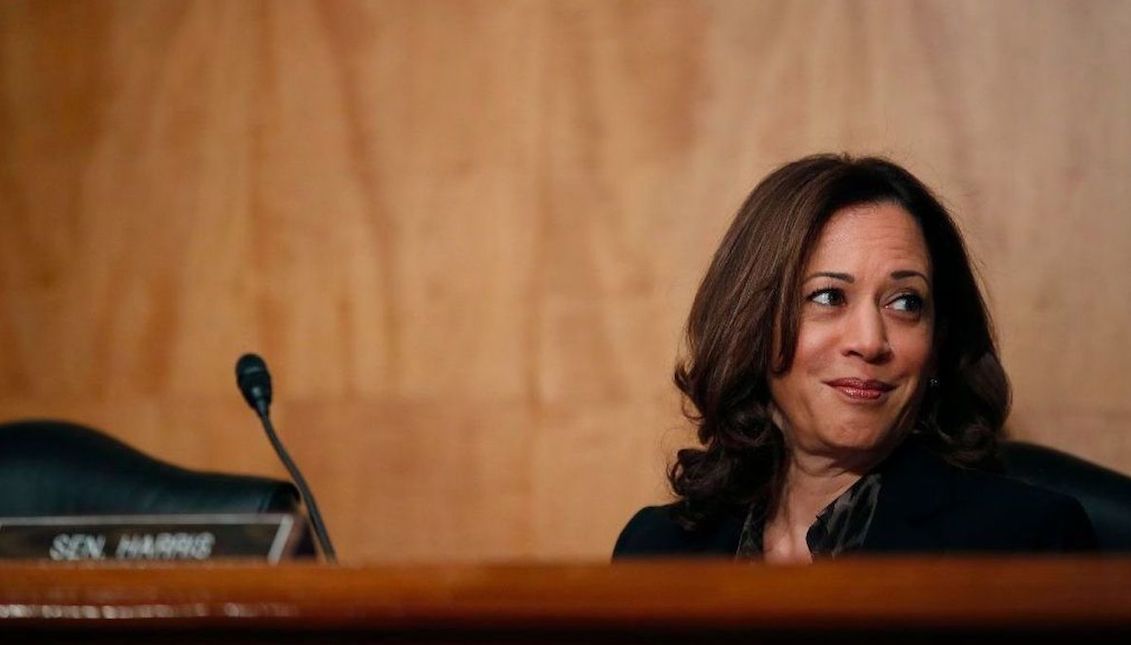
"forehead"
807,202,930,275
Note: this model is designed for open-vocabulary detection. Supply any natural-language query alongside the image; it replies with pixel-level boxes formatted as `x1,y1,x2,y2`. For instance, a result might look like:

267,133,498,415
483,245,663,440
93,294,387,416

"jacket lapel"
863,439,958,553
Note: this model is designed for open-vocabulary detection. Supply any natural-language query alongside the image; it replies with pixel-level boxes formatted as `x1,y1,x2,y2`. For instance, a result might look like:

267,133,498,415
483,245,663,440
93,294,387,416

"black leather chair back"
1001,441,1131,551
0,419,301,517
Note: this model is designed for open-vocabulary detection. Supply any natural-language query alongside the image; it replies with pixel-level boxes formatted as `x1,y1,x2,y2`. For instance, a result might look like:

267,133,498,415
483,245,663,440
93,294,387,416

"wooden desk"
2,558,1130,642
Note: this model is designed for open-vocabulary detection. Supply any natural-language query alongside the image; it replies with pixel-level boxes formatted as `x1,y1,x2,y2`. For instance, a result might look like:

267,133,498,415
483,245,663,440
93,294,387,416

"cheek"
892,328,933,373
770,326,836,414
792,324,839,374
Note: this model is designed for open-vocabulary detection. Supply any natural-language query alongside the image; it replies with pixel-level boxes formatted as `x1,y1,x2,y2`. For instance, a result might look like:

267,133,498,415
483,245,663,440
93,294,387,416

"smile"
825,378,896,402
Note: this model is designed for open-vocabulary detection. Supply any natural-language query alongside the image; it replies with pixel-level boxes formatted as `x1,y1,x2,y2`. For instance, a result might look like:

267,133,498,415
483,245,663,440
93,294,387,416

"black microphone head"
236,353,272,414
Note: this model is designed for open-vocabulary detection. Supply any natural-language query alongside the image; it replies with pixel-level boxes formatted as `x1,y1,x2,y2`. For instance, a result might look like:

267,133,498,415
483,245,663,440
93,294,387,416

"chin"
820,423,900,454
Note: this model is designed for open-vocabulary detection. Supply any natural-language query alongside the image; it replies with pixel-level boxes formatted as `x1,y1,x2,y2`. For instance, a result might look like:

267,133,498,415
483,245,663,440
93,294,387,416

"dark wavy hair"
669,154,1010,529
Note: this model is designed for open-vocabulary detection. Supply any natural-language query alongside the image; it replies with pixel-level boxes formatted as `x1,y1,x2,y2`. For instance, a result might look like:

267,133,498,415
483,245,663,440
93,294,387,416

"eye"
807,288,846,307
888,293,925,313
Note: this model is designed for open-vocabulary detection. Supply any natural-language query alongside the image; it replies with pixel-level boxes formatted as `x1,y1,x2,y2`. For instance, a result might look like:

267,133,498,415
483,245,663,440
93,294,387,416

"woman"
614,154,1095,562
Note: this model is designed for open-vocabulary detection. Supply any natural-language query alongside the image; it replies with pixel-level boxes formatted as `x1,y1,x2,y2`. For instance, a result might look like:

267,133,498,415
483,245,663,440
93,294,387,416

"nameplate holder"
0,513,299,563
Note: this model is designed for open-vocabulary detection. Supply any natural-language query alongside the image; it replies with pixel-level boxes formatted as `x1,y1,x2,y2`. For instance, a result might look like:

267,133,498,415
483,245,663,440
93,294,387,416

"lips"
825,378,896,401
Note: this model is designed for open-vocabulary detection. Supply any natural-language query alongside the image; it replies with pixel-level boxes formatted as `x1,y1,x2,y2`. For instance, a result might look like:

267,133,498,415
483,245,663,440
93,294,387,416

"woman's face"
769,201,934,464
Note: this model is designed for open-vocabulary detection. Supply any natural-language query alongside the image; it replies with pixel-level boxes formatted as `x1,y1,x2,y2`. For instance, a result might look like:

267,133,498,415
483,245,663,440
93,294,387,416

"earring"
928,377,940,388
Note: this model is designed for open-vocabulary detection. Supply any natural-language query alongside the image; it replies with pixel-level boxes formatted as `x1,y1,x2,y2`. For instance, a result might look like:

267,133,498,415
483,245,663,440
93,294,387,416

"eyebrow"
891,270,930,283
803,270,930,284
804,271,854,283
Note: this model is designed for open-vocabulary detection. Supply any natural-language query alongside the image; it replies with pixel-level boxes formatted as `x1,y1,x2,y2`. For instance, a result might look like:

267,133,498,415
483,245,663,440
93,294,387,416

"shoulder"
612,505,686,559
876,442,1097,553
612,504,745,559
946,467,1097,550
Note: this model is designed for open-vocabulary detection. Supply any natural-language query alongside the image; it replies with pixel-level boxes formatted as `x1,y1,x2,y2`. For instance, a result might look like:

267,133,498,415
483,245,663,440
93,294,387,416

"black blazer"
614,440,1097,558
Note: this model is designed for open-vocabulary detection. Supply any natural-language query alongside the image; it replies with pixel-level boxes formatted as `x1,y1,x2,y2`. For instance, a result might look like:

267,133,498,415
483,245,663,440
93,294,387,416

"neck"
779,452,867,527
762,448,888,564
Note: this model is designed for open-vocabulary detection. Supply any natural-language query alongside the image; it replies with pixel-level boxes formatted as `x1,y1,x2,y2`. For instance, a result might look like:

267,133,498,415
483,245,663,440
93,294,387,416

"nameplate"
0,514,299,563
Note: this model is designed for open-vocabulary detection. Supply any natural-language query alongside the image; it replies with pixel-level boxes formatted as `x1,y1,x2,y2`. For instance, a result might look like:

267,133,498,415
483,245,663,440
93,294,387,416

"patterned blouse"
735,472,883,559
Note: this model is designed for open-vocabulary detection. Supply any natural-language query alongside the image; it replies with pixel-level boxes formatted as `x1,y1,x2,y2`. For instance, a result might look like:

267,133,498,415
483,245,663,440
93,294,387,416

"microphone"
235,353,337,562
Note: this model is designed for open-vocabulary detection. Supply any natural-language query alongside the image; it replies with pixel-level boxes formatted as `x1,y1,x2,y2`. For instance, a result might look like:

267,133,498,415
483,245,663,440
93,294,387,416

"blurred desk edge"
2,557,1130,641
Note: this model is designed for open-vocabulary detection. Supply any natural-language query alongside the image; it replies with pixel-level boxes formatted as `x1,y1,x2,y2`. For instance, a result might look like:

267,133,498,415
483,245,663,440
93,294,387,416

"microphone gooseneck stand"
236,353,337,563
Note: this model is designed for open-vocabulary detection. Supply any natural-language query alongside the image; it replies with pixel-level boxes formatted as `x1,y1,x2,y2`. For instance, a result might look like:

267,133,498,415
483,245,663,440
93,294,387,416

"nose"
842,304,892,363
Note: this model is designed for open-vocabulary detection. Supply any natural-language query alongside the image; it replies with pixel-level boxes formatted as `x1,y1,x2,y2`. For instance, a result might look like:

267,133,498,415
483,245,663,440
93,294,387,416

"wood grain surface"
2,559,1131,630
1,1,1129,562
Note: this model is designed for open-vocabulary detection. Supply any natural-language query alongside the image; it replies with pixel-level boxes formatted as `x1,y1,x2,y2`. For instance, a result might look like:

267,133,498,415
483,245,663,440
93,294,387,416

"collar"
713,438,963,556
736,470,883,558
862,437,960,551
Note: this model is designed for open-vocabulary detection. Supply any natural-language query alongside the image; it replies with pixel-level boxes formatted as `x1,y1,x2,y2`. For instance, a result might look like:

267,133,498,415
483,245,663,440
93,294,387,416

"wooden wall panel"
2,0,1129,561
